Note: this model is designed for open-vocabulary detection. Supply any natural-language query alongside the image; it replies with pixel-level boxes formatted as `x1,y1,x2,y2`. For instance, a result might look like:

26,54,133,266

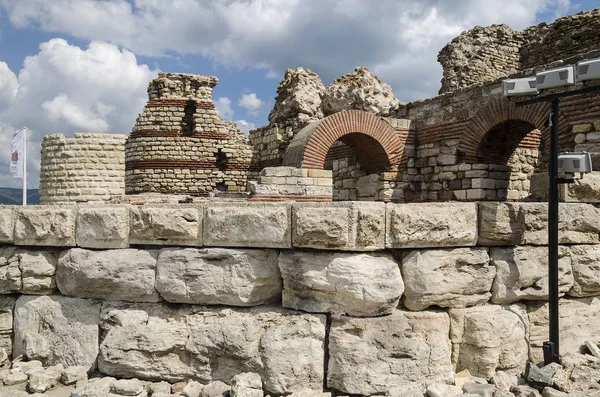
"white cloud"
0,38,157,188
214,97,233,119
238,93,265,115
0,0,568,103
235,119,256,135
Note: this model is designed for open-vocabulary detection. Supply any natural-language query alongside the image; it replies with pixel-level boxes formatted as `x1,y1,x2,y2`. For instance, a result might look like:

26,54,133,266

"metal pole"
543,96,560,364
22,127,27,206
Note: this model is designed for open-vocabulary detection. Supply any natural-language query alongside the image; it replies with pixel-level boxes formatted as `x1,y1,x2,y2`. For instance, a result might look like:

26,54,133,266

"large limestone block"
386,203,478,248
292,202,385,250
57,248,160,302
562,172,600,203
327,310,453,395
0,247,59,295
99,303,325,395
156,248,281,306
527,297,600,364
568,245,600,297
279,250,402,316
0,295,16,360
130,205,203,246
401,248,494,310
479,202,600,246
13,295,101,370
491,246,572,303
0,206,15,243
76,206,129,249
204,203,291,248
449,304,528,379
14,206,76,246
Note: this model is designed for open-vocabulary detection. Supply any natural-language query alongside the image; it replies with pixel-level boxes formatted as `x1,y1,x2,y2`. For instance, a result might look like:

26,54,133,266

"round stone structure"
39,133,126,204
125,73,256,196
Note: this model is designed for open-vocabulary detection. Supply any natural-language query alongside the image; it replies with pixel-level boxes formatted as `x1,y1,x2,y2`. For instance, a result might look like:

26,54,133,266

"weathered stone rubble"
268,67,325,125
322,67,401,116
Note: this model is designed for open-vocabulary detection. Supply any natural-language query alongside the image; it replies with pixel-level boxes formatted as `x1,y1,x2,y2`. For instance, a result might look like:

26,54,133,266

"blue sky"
0,0,598,189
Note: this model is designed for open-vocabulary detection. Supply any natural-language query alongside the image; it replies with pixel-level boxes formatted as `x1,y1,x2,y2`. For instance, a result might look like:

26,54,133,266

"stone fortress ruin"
3,7,600,397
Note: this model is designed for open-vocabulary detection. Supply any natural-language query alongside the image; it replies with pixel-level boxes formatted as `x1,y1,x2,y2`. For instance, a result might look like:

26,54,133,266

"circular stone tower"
125,73,256,196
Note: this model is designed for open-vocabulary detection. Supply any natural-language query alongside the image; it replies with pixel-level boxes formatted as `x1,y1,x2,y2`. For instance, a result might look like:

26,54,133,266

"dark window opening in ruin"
476,119,545,201
215,148,228,171
182,99,197,136
215,181,227,191
325,133,391,202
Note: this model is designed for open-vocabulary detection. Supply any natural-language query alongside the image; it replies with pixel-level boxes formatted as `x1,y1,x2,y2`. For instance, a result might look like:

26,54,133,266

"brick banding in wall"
126,160,253,171
145,99,215,109
283,109,406,170
458,98,570,162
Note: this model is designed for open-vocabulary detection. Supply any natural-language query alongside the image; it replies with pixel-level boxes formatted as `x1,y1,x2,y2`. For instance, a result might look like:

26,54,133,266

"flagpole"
22,127,27,206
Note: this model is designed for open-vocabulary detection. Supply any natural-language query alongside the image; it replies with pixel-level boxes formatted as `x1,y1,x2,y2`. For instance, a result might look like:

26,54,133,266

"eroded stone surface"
76,206,129,249
322,67,400,116
386,203,478,248
0,247,59,295
0,295,16,361
156,248,281,306
479,203,600,246
292,202,385,251
57,248,160,302
527,297,600,364
279,250,402,316
491,246,572,303
13,295,101,370
99,303,325,395
401,248,494,310
14,207,76,246
0,206,15,243
129,205,202,246
204,203,291,248
450,304,529,379
568,245,600,297
327,310,452,395
268,67,325,125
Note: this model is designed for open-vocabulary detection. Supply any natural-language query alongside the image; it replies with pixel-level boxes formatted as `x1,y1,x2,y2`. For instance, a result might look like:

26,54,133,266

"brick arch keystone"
283,109,404,169
459,98,570,161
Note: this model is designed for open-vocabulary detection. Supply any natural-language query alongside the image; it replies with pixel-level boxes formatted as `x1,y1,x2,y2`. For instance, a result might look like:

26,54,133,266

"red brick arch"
282,109,405,169
458,98,570,161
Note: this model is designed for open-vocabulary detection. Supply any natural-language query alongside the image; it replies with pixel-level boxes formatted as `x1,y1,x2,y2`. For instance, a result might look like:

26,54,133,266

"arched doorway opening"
475,120,545,201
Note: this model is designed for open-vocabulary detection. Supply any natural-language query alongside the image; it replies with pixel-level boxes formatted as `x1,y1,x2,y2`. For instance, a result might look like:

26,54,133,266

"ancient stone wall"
438,8,600,94
2,202,600,395
39,133,126,204
125,73,258,196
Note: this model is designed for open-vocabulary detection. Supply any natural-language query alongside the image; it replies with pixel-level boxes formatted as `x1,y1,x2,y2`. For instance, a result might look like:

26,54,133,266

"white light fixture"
577,58,600,81
502,77,538,97
536,66,575,90
558,151,592,180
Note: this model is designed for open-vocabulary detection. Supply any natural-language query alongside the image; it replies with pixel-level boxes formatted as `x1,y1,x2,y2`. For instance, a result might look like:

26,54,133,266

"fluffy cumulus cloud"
235,119,256,135
214,97,234,119
0,38,157,188
0,0,571,102
238,93,265,115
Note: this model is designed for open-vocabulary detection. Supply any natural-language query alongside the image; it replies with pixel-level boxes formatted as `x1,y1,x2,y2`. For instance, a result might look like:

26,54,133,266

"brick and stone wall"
438,8,600,94
125,73,258,196
2,202,600,395
39,133,126,204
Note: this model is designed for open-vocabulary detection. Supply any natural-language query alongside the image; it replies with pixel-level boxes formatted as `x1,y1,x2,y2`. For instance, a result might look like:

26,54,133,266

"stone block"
572,123,594,133
99,303,325,395
527,297,600,364
57,248,160,302
0,295,16,361
292,202,385,250
0,206,15,243
14,206,76,247
0,247,59,295
204,203,292,248
327,310,452,395
13,295,101,370
386,203,478,248
129,205,202,246
156,248,281,306
401,248,494,310
478,202,600,246
561,172,600,203
279,250,402,316
568,245,600,297
76,206,129,249
449,304,528,379
491,246,572,303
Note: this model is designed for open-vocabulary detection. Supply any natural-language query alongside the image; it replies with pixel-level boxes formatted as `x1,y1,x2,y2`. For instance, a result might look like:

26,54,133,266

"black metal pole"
543,96,560,365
